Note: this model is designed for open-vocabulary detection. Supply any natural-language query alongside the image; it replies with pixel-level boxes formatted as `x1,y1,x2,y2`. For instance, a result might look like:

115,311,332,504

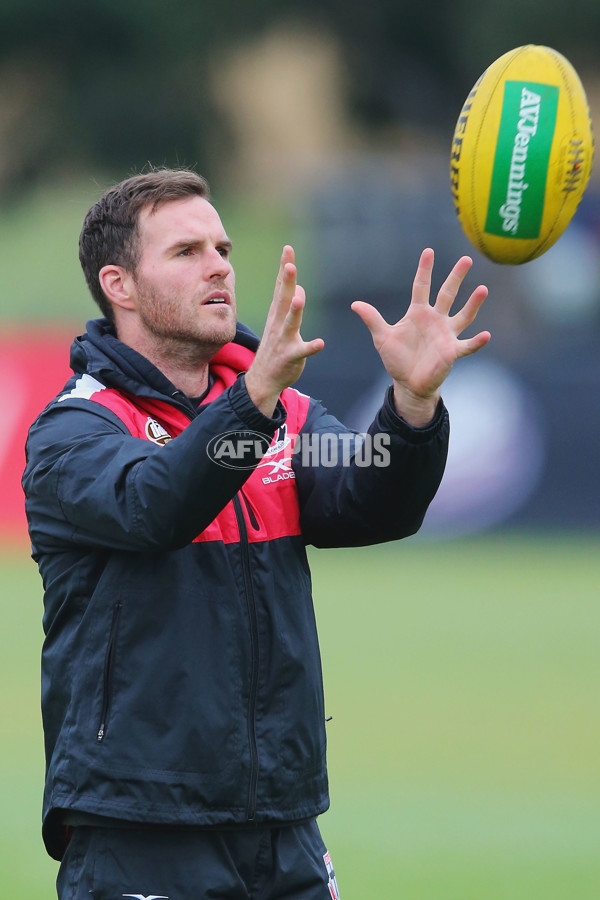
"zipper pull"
97,724,105,743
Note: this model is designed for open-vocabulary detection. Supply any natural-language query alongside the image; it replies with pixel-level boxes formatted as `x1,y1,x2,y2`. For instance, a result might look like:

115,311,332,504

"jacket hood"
69,318,260,401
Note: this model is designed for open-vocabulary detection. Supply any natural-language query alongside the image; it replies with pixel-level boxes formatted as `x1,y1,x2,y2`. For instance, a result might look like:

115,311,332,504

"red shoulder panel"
67,375,312,546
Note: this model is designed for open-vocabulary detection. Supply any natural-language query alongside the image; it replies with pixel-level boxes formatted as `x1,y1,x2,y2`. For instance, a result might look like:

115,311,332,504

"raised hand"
245,246,324,416
351,249,490,426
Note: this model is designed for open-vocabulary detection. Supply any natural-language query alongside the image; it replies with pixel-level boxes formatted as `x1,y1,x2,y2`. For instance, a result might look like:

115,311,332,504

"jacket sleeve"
23,375,285,553
292,387,449,548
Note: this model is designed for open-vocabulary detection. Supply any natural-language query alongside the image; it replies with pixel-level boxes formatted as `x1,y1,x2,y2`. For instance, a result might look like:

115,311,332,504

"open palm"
352,249,490,415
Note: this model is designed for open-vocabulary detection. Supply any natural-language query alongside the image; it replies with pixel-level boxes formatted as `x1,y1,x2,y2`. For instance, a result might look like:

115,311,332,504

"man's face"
130,195,237,354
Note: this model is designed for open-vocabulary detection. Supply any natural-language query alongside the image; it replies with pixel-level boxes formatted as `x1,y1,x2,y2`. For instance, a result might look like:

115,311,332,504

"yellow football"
450,45,594,264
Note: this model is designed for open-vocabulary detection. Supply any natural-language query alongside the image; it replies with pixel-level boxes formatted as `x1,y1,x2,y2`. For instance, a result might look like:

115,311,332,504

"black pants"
56,819,341,900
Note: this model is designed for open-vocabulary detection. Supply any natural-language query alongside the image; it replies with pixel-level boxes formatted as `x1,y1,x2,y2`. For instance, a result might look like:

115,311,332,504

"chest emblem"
145,417,173,445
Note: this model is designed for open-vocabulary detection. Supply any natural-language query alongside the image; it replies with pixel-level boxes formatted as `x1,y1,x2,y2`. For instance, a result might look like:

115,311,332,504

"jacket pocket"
96,600,122,743
240,490,260,531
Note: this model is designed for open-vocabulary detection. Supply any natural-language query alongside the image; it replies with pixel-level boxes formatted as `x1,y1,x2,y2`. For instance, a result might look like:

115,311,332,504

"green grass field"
1,533,599,898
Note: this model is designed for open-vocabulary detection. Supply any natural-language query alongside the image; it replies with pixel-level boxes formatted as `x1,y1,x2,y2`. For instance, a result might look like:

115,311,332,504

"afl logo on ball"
145,417,173,445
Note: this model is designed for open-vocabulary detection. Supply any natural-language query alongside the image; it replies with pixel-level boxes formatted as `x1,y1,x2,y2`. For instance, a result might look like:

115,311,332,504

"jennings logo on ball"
485,81,559,239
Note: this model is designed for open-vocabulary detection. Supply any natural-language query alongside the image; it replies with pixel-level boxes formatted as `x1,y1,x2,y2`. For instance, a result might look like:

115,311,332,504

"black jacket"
23,319,449,860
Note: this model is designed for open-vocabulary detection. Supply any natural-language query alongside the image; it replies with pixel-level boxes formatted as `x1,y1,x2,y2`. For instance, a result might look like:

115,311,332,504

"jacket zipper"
97,600,122,743
232,493,260,820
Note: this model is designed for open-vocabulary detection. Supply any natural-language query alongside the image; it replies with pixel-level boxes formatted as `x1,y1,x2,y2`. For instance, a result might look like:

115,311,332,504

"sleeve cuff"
378,385,448,443
227,373,287,432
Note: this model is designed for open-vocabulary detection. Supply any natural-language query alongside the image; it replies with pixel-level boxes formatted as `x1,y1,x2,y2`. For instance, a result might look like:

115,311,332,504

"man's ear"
98,265,136,312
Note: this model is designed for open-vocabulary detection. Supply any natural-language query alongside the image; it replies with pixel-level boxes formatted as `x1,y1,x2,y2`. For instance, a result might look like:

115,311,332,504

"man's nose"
206,247,232,279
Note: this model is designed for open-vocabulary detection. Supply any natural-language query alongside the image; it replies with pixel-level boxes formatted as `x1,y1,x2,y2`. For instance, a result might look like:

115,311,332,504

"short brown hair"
79,167,211,320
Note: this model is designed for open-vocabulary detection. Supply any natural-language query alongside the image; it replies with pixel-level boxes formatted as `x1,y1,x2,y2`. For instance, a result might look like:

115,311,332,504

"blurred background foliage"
1,0,600,199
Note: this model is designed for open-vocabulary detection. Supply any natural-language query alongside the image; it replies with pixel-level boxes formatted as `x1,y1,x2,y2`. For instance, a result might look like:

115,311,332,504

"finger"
435,255,473,315
281,285,306,333
457,330,492,358
282,336,326,365
267,246,296,317
411,248,435,306
301,336,325,357
268,262,298,330
351,300,389,342
283,294,325,360
451,284,489,334
274,245,295,289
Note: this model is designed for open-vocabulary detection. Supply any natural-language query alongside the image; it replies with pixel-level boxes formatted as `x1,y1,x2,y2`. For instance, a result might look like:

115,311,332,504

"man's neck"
115,329,218,398
151,354,211,398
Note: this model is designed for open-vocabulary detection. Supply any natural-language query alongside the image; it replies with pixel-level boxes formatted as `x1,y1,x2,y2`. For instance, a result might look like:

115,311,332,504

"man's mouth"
202,290,230,306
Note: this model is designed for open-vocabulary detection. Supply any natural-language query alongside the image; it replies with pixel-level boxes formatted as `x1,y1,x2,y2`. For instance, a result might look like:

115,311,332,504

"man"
23,168,490,899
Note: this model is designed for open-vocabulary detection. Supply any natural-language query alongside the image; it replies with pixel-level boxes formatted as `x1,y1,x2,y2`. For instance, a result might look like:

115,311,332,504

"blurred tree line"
0,0,598,199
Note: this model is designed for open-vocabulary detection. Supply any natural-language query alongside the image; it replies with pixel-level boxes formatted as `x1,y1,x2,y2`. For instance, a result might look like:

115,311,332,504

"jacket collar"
70,318,260,402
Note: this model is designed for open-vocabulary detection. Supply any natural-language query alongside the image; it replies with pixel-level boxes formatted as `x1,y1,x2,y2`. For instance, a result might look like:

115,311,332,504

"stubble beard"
135,279,238,364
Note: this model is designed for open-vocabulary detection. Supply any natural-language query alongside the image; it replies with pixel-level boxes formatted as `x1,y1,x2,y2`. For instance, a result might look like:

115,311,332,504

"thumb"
351,301,388,340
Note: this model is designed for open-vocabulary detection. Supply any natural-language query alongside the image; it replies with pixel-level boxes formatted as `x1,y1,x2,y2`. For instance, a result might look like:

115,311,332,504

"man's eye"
178,248,193,257
218,246,231,258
